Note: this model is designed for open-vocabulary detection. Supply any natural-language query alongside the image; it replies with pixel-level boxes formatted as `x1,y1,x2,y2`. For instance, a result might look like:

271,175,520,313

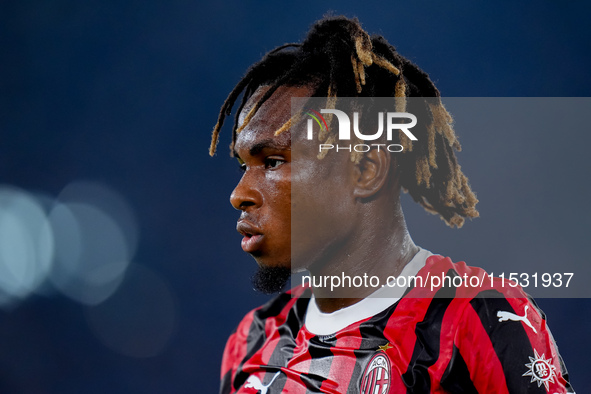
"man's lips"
241,234,263,253
236,220,264,253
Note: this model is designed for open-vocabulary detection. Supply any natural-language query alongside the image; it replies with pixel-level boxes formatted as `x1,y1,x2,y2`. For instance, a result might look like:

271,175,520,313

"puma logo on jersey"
497,305,537,333
244,372,280,394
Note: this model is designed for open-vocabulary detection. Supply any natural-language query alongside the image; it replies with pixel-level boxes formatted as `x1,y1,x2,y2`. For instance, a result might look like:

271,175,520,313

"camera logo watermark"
304,108,417,153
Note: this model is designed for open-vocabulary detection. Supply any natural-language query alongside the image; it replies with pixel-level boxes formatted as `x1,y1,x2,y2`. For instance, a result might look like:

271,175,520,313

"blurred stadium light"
0,181,138,307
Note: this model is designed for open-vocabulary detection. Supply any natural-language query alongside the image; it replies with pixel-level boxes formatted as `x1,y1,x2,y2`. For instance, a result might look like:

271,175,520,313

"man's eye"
265,158,284,169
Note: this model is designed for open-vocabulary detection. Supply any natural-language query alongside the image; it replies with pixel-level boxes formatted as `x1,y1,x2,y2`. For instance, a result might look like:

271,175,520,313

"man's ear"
352,148,391,198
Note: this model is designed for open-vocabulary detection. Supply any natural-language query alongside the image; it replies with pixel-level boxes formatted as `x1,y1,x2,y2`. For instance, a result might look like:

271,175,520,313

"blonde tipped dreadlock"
209,114,224,156
315,83,339,159
274,117,292,136
210,16,478,228
351,56,362,93
236,104,259,134
371,54,401,76
354,32,373,66
324,83,337,131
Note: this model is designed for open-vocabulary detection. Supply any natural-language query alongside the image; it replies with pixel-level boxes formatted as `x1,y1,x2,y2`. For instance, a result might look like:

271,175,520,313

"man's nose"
230,173,262,211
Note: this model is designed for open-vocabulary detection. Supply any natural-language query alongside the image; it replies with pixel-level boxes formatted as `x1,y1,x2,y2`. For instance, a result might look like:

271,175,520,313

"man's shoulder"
417,253,532,300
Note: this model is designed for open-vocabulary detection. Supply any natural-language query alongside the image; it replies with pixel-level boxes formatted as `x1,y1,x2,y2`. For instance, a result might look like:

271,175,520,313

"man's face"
231,85,357,279
230,85,296,272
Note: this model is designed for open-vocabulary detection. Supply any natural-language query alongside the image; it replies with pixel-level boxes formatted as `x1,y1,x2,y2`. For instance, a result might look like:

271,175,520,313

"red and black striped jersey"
220,252,574,393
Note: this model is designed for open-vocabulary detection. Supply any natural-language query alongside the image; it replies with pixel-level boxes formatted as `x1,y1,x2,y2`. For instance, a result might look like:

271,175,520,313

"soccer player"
210,16,575,393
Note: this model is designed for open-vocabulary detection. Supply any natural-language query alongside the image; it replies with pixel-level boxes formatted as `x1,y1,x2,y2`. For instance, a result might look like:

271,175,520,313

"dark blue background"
1,1,589,392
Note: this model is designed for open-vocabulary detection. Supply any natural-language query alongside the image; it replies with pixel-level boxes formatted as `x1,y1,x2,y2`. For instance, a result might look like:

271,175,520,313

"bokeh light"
0,181,140,308
0,180,179,359
0,186,54,308
57,181,139,254
47,202,130,305
85,264,177,358
46,181,139,305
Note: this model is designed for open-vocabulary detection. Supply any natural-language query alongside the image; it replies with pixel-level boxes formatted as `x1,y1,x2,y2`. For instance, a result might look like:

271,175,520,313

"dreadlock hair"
210,15,478,228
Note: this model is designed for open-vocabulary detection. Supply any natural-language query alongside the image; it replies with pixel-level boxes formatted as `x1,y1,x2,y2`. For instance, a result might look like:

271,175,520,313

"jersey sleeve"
445,290,574,393
219,309,256,394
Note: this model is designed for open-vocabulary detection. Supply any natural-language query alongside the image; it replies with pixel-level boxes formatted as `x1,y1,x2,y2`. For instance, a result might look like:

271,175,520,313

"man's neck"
308,205,418,314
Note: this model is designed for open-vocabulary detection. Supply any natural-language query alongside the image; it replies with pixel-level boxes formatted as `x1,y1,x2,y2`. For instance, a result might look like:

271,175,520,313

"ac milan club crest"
360,352,391,394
